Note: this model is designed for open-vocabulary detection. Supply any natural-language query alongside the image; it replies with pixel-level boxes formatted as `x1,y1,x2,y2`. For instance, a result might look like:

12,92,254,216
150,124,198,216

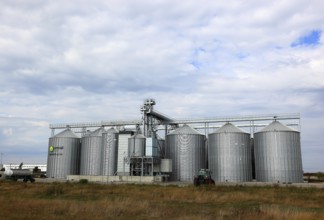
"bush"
79,179,89,184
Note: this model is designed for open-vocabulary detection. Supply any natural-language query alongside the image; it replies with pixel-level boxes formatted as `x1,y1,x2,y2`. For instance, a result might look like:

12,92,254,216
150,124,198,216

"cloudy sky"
0,0,323,172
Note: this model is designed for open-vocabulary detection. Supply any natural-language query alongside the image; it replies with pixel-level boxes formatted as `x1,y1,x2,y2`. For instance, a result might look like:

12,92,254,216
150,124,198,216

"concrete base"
67,175,159,183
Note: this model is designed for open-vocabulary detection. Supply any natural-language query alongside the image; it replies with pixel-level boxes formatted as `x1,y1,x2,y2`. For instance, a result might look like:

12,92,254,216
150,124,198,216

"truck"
194,169,215,186
3,163,35,182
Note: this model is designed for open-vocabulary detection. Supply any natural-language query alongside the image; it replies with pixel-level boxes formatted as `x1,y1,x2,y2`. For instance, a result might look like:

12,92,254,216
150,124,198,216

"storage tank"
208,123,252,182
254,121,303,183
157,137,165,158
80,127,105,175
102,128,119,176
166,125,206,181
128,134,146,157
47,128,81,179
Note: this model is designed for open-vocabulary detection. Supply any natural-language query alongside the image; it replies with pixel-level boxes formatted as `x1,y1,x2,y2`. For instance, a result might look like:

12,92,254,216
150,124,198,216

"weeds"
0,181,323,219
79,179,89,184
44,183,64,197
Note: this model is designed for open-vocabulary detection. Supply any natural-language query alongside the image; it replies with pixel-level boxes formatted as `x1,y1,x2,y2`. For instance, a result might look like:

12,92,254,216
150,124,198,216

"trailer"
3,163,35,182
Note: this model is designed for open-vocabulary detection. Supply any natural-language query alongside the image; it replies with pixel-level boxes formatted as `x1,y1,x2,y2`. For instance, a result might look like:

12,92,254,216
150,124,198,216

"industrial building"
47,99,303,183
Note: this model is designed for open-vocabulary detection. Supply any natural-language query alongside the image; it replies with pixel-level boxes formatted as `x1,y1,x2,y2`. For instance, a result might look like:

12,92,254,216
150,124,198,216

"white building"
2,164,47,172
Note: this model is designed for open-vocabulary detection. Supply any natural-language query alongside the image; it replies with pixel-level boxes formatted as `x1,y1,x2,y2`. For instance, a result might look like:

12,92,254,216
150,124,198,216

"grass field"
0,181,324,220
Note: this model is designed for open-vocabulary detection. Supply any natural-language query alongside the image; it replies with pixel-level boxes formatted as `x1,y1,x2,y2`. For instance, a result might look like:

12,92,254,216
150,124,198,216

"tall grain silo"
166,125,206,181
80,127,105,175
47,128,81,179
128,134,146,157
102,128,119,176
254,121,303,183
208,123,252,182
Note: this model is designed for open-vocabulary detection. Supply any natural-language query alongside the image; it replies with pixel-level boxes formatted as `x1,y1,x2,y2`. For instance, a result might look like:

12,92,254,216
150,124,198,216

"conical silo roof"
168,124,204,135
105,127,118,134
256,121,298,133
89,127,105,136
211,122,248,134
54,128,80,138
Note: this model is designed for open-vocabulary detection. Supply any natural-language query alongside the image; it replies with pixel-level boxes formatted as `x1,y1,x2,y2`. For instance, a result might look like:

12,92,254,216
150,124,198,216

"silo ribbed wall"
208,123,252,182
80,128,104,175
47,129,81,179
158,138,165,158
102,128,119,176
254,129,303,183
128,134,146,157
166,125,206,181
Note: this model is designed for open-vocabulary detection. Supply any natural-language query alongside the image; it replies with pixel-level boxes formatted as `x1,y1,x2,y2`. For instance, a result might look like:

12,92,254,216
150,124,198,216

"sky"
0,0,323,172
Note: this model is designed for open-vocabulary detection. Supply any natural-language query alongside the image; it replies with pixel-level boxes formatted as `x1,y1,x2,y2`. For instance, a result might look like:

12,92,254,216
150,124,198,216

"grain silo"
128,134,146,157
80,127,105,175
254,121,303,183
157,136,165,158
208,123,252,182
47,128,81,179
102,128,119,176
166,125,206,181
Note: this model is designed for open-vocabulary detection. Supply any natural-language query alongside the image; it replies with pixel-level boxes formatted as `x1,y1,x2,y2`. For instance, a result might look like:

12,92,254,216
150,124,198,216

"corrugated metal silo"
128,134,146,157
47,128,81,179
254,121,303,183
80,127,105,175
208,123,252,182
102,128,119,176
166,125,206,181
157,137,165,158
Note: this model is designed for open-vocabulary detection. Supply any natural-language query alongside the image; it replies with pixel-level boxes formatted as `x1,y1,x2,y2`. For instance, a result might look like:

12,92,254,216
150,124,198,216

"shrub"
79,179,89,184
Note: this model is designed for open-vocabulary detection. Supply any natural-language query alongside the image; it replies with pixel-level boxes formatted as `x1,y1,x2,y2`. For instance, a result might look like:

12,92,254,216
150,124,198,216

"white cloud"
0,0,323,171
2,128,13,136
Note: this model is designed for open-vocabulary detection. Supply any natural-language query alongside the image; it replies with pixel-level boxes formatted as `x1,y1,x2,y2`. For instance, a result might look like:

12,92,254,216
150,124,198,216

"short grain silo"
166,125,206,181
102,128,119,176
254,121,303,183
80,127,105,175
128,134,146,157
208,123,252,182
47,128,81,179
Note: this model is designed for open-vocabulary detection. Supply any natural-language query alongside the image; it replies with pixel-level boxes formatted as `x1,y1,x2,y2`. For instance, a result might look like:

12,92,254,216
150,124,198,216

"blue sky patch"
291,30,321,47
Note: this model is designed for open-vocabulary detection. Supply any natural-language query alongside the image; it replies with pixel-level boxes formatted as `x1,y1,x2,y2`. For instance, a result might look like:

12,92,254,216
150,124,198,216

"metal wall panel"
254,121,303,183
47,129,81,179
208,123,252,182
101,128,118,176
166,125,206,181
117,133,132,175
80,128,105,175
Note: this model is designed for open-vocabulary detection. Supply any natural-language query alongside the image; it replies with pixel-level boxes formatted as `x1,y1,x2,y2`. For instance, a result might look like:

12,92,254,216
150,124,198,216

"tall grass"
0,181,323,219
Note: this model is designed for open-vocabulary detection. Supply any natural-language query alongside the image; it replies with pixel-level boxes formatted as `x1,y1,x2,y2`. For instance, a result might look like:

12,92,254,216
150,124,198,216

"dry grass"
0,181,324,220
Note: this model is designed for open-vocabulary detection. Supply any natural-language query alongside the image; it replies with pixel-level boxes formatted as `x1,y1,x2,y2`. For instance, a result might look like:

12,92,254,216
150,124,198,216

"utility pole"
0,152,3,164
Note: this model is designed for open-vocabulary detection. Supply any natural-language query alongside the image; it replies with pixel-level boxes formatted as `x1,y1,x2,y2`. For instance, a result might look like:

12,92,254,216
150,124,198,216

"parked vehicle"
194,169,215,186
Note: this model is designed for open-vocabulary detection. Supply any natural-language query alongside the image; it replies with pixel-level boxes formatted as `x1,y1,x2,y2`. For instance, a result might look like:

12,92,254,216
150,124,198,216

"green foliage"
316,172,324,180
79,179,89,184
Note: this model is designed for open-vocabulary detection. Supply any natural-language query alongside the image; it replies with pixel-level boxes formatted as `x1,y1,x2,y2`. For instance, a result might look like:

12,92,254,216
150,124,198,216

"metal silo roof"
211,122,248,134
105,127,118,134
89,127,105,136
168,124,203,135
54,128,80,138
257,121,298,133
